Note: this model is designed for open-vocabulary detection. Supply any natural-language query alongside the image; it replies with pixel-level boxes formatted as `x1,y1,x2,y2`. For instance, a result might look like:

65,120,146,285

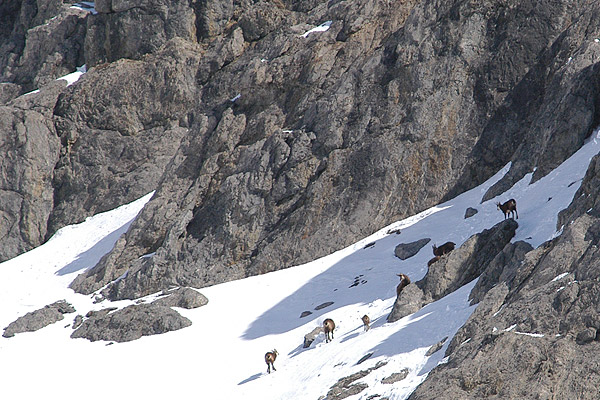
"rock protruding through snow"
70,303,191,342
388,219,518,323
3,300,75,338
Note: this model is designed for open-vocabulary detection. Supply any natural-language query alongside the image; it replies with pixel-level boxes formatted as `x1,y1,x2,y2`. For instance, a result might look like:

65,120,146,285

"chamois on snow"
396,273,411,296
323,318,335,343
497,198,518,219
361,315,370,331
432,241,455,257
265,349,278,374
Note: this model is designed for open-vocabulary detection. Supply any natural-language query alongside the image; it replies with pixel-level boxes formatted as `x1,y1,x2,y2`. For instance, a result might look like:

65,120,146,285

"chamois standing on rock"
361,315,370,331
396,273,411,296
432,242,455,257
265,349,278,374
323,318,335,343
497,199,518,219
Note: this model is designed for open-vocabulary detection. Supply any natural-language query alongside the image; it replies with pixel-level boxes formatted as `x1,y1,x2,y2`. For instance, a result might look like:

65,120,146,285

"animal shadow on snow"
238,373,262,385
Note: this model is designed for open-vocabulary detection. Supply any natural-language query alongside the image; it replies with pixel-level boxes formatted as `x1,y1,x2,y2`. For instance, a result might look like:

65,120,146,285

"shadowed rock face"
0,1,87,98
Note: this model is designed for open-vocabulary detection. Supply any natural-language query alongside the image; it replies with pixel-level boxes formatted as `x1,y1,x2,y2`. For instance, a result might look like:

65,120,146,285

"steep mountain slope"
2,127,599,399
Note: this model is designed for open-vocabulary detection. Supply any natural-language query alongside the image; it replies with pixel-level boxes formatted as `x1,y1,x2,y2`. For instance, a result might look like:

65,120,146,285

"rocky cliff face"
67,0,600,300
0,0,598,295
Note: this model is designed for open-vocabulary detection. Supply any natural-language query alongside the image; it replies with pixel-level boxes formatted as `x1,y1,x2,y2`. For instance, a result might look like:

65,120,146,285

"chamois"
396,273,411,296
361,315,370,331
427,255,440,266
432,241,455,257
323,318,335,343
265,349,279,374
497,199,518,219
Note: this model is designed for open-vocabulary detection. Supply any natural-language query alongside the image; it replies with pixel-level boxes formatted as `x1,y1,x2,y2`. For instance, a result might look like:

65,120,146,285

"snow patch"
301,21,332,38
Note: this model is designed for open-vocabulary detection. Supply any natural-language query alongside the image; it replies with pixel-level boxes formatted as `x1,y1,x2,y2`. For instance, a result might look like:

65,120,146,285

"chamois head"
396,273,411,296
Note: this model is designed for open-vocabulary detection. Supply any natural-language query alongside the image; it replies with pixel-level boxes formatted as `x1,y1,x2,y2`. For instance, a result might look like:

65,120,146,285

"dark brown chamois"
427,255,440,267
323,318,335,343
265,349,279,374
432,242,455,257
361,315,370,331
497,198,518,219
396,273,411,296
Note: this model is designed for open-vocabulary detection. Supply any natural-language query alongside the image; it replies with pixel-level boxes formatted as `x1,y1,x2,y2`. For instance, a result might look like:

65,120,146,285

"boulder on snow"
394,238,431,260
3,300,75,338
382,369,409,384
151,287,208,309
70,303,191,342
464,207,478,219
387,219,518,323
303,326,323,348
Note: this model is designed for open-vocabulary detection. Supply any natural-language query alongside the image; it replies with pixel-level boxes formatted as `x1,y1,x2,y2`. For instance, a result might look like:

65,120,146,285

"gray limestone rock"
381,369,409,384
3,300,75,338
0,83,63,261
322,362,387,400
0,1,87,96
85,0,197,66
394,238,431,260
464,207,478,219
70,303,191,342
303,326,323,348
151,287,208,309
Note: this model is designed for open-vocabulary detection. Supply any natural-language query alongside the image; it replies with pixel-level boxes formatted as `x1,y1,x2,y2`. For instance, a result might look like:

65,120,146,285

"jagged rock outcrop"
321,361,388,400
2,300,75,338
85,0,197,66
70,303,192,342
0,0,87,99
49,39,200,236
0,81,64,261
69,0,600,301
388,219,517,323
409,156,600,400
454,2,600,202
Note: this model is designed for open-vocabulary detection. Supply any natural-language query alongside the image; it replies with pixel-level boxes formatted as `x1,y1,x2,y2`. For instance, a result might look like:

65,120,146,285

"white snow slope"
2,128,600,400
